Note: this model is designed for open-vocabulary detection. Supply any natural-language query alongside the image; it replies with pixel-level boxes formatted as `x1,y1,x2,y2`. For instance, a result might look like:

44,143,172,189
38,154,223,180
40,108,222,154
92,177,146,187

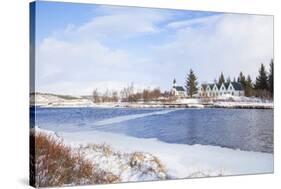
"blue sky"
34,1,273,95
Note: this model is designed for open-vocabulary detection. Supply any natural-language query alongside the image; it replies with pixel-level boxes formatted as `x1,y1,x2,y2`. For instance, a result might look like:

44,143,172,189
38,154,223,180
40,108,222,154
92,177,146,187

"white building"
198,82,244,97
171,78,185,97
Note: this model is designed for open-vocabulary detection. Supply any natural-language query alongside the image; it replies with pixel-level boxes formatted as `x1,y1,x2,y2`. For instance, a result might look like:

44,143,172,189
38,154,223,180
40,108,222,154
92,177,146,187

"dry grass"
32,132,120,187
129,152,168,180
31,131,169,187
77,144,169,181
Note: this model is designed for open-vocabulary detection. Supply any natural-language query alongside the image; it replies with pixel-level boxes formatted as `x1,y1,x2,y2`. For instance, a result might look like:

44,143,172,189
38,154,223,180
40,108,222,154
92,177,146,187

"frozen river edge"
35,127,273,181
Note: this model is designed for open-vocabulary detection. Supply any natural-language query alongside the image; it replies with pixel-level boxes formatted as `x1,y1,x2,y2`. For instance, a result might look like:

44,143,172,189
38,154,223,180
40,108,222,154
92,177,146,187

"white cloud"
53,6,170,42
36,37,144,94
35,6,177,95
153,14,273,84
166,14,223,29
36,7,273,95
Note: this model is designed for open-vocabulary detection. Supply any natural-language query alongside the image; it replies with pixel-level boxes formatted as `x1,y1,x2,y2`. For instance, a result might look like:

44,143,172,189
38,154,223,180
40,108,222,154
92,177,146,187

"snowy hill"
30,92,94,107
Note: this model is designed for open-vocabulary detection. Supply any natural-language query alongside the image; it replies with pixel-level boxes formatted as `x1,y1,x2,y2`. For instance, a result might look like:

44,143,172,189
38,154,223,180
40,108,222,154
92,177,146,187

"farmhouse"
171,78,185,97
198,82,244,97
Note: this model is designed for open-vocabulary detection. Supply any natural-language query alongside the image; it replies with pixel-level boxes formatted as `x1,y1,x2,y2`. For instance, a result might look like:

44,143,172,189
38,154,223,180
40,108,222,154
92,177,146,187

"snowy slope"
30,93,94,107
35,128,169,182
35,127,273,180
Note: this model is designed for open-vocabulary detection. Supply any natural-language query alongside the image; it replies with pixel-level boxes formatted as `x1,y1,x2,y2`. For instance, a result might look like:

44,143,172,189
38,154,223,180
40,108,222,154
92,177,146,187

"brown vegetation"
92,83,167,103
32,132,120,187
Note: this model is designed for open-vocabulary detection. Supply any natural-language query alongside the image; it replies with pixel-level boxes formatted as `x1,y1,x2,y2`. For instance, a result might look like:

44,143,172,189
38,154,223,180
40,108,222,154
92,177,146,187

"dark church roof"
173,86,185,91
201,84,207,89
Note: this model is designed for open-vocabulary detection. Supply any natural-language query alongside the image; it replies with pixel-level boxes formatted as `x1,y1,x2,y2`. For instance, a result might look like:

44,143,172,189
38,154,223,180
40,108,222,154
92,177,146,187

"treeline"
92,59,274,102
92,89,118,103
119,83,163,102
92,83,172,103
214,59,274,98
185,59,274,98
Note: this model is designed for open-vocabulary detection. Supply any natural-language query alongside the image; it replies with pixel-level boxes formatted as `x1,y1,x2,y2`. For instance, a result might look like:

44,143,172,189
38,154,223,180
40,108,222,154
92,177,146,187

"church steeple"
173,78,176,87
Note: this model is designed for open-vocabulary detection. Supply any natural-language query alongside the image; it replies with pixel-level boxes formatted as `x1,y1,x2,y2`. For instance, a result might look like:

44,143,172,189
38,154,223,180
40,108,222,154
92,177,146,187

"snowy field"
36,127,273,181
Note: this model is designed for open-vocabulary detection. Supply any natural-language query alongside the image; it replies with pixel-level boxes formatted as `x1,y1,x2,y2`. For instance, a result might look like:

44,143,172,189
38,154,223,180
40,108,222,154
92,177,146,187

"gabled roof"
201,84,207,89
201,82,243,91
213,84,220,89
173,86,185,91
224,82,230,89
231,82,243,90
209,83,220,90
222,82,243,90
217,83,227,90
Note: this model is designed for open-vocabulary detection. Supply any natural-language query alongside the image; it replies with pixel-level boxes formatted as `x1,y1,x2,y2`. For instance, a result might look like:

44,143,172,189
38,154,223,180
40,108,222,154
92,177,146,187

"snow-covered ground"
30,93,94,107
36,127,273,180
175,98,205,108
35,128,168,182
215,94,272,103
213,101,273,108
31,93,273,109
213,95,273,108
176,98,200,104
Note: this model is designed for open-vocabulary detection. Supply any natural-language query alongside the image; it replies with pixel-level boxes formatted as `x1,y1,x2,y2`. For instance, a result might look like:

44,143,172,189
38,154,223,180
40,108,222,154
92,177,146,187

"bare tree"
101,89,111,102
142,89,150,102
120,83,135,102
92,89,100,103
141,88,162,102
112,90,119,102
151,88,161,100
131,92,142,102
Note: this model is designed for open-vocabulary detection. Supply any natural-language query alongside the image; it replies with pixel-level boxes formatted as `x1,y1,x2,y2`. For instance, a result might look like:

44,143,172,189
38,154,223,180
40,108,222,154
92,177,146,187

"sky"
33,1,273,95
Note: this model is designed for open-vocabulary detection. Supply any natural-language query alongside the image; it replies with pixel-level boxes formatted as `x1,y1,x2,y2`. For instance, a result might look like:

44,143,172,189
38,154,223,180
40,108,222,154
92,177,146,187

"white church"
171,78,186,97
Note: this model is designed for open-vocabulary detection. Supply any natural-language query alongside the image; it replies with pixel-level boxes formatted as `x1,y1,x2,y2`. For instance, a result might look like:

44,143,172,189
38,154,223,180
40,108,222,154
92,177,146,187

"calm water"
32,107,273,153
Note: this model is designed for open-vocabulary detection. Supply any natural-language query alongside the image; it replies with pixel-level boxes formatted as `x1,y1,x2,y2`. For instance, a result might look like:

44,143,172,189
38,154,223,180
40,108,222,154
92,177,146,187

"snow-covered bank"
30,92,94,107
212,101,273,109
36,128,273,180
31,92,273,109
35,128,169,183
212,95,273,109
